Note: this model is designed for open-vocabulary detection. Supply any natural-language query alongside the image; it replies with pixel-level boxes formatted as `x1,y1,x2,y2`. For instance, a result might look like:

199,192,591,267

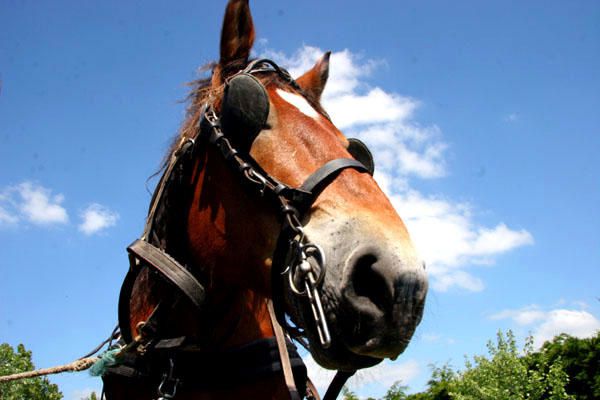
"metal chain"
205,106,332,349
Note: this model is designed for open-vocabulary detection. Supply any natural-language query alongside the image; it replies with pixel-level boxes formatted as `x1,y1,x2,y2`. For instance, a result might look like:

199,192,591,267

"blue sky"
1,1,599,398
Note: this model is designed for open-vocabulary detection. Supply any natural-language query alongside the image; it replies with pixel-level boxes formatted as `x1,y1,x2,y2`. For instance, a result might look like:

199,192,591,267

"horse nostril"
339,245,429,355
348,253,393,313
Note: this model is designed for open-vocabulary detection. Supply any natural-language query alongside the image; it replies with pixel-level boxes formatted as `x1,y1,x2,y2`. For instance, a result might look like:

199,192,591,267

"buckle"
156,359,179,400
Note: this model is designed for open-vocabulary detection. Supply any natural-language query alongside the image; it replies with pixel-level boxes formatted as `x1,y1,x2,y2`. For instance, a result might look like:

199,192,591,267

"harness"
112,59,375,400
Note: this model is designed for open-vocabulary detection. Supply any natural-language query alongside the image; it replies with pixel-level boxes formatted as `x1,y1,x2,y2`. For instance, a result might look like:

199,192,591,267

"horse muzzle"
337,244,428,359
291,218,428,368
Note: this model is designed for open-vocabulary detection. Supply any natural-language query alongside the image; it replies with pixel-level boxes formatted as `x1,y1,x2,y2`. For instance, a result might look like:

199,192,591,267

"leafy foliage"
445,331,572,400
342,386,361,400
525,332,600,399
338,330,598,399
381,381,410,400
406,364,455,400
0,343,63,400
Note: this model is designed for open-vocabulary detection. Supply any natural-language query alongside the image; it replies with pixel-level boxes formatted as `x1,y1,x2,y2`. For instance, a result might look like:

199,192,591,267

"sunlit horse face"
186,0,427,370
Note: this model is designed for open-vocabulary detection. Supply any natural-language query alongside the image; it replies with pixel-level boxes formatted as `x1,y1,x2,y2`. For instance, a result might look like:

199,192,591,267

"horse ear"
219,0,255,66
296,51,331,101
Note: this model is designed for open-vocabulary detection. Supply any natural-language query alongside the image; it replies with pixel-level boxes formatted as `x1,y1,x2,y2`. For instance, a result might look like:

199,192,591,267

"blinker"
347,138,375,175
221,73,270,149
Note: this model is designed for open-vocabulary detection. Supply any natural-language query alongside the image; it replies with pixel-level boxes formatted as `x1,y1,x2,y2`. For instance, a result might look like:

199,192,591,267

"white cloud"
0,205,19,225
490,305,546,325
350,122,447,180
262,44,447,180
261,44,534,292
325,89,417,129
303,354,421,394
391,190,533,292
534,310,600,347
78,203,119,235
18,182,69,224
0,182,69,226
261,45,379,97
420,332,456,344
431,270,485,292
353,359,421,390
421,333,442,343
1,182,118,235
490,305,600,348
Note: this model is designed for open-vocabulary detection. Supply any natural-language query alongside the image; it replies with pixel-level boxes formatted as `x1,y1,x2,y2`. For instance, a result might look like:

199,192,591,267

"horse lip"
337,290,424,360
295,286,417,369
347,336,409,359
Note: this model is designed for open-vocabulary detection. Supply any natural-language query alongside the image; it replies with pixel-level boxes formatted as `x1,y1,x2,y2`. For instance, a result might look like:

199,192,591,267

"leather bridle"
117,59,370,400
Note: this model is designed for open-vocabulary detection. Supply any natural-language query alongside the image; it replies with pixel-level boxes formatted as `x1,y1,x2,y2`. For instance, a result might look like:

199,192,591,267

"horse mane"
166,59,248,166
147,60,254,268
163,58,329,171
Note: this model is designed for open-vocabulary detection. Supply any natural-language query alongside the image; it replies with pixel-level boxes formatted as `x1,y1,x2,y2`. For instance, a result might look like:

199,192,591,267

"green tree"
342,386,360,400
81,392,98,400
0,343,63,400
403,363,454,400
382,381,409,400
525,332,600,400
447,331,572,400
342,330,595,400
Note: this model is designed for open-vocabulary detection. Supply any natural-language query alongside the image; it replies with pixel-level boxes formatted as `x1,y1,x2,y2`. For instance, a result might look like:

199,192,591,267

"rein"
116,59,365,399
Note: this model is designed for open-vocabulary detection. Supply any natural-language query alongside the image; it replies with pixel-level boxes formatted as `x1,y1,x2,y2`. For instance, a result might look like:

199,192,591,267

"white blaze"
276,89,320,119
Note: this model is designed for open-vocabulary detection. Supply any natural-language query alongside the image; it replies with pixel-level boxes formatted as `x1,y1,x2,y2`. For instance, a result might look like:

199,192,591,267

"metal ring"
301,243,326,287
288,266,307,296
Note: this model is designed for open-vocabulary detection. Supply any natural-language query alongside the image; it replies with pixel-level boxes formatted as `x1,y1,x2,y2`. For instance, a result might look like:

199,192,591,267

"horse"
101,1,428,399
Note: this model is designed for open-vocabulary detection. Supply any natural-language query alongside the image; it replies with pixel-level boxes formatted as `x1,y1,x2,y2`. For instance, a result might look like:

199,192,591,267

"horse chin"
309,342,383,371
293,308,413,371
286,297,411,371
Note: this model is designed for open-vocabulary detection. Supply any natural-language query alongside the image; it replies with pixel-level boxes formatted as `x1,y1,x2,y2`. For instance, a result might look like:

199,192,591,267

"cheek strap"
300,158,368,193
271,158,369,217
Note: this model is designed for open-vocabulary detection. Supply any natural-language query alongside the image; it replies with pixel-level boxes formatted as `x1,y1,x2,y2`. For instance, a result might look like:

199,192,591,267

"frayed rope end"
89,348,122,377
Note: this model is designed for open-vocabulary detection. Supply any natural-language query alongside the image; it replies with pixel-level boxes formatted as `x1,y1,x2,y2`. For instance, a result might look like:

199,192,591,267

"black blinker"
221,73,270,149
347,138,375,175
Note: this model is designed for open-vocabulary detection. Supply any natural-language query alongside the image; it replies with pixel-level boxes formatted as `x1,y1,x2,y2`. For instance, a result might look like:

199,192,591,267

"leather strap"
323,370,356,400
296,158,368,213
306,378,321,400
142,138,195,240
268,300,302,400
127,239,205,309
300,158,367,194
268,291,352,400
118,261,141,343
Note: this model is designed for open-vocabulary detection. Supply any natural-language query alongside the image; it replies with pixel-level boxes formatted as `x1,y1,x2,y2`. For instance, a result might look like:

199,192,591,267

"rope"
0,357,98,383
0,327,121,384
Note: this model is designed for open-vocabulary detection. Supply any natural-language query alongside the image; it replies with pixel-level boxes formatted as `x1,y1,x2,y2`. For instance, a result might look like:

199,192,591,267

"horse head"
179,0,428,371
115,3,428,399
